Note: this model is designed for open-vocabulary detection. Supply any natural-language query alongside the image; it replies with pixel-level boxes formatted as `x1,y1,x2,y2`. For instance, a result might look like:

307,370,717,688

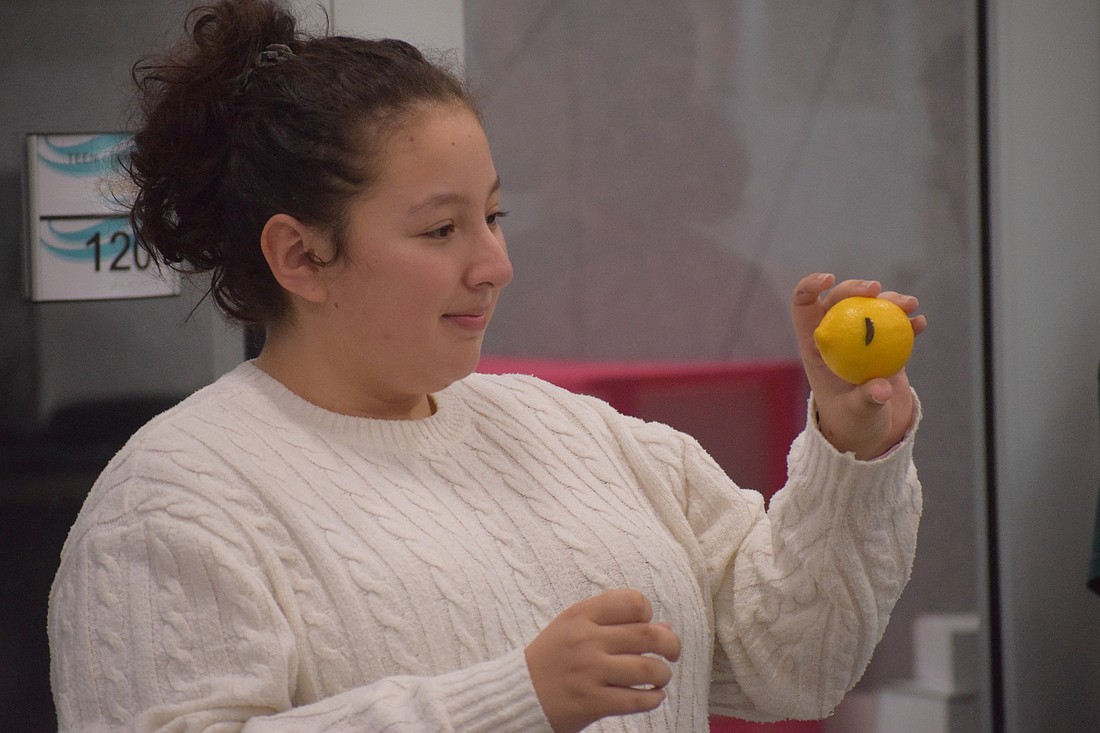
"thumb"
864,377,894,405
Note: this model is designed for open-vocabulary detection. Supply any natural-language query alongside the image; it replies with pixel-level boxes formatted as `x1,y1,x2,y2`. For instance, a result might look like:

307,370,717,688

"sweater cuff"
806,388,922,462
789,389,921,510
440,648,552,733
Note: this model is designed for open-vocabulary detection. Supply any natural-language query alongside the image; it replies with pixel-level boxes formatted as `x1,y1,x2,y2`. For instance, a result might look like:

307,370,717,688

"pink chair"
476,357,806,497
708,719,822,733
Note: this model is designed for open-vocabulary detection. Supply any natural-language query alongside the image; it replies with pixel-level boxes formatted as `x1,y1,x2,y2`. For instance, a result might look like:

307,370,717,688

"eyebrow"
406,176,502,217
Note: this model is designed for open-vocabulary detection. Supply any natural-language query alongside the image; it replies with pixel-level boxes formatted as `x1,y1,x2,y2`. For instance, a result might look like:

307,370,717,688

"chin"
431,347,483,391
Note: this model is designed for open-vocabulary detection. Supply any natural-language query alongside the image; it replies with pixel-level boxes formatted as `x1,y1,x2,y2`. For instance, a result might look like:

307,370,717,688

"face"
310,103,513,414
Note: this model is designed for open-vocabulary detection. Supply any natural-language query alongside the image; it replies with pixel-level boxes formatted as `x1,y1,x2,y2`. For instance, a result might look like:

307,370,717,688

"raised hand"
525,589,682,733
791,273,927,460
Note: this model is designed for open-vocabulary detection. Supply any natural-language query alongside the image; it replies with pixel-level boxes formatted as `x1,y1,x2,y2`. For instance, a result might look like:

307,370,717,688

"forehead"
341,104,497,222
346,102,497,215
380,103,488,171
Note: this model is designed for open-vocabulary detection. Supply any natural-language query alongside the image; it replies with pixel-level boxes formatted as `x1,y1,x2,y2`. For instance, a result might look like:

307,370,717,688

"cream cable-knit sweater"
49,361,921,732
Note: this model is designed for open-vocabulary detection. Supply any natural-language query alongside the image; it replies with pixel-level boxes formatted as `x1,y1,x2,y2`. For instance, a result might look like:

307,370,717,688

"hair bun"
126,0,475,325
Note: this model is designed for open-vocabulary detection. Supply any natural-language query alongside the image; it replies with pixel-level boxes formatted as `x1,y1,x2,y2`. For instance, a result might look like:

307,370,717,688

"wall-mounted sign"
24,133,179,302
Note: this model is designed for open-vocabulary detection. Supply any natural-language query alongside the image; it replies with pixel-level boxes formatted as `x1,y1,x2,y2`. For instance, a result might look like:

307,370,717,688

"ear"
260,213,332,304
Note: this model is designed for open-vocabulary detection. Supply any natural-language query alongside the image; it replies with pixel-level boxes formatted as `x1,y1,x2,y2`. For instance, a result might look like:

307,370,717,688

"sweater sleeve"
48,480,550,733
612,392,922,722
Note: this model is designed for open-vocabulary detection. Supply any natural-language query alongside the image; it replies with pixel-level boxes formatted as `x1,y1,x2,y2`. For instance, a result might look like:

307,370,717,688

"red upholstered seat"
477,357,807,498
708,719,822,732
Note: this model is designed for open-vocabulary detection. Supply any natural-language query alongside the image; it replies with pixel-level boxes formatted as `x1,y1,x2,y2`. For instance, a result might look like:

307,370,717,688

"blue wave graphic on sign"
37,134,132,178
40,219,131,261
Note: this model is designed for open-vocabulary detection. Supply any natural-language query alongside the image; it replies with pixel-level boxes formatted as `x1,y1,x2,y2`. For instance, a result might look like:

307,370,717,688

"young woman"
48,1,926,731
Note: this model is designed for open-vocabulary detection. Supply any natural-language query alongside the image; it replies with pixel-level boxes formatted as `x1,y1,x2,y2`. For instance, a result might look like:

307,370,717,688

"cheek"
330,258,452,338
375,291,444,343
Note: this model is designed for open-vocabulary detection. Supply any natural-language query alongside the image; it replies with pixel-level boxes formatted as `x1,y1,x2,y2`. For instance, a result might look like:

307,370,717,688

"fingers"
525,589,681,732
791,273,834,356
594,686,668,719
601,622,681,660
792,274,883,342
792,272,835,306
877,290,917,312
878,290,928,336
793,274,927,344
562,590,681,662
601,647,676,689
794,274,924,320
569,587,653,626
861,376,895,406
793,273,885,304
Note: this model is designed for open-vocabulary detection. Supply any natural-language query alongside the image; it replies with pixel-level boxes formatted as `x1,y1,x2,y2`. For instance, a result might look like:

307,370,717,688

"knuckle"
642,623,680,658
562,625,596,653
638,623,664,648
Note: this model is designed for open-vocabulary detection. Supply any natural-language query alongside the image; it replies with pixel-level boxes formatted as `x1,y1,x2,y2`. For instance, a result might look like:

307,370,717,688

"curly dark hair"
127,0,476,324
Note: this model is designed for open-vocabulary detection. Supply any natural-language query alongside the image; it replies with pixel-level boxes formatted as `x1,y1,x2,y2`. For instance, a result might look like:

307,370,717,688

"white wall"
331,0,463,59
986,1,1100,730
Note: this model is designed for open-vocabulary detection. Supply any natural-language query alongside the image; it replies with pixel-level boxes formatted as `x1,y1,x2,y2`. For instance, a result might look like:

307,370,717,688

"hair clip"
239,43,294,95
256,43,294,68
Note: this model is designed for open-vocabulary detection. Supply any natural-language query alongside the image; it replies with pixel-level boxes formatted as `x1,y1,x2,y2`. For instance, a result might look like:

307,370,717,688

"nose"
467,224,513,290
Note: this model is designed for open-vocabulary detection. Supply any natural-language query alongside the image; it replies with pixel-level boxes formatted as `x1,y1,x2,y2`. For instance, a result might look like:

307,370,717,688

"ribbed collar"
224,360,472,456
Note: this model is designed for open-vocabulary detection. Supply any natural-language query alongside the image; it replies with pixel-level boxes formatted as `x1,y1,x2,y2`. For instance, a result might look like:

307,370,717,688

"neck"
254,328,433,420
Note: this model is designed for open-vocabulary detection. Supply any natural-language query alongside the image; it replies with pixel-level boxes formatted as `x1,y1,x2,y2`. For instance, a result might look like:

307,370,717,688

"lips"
443,310,490,331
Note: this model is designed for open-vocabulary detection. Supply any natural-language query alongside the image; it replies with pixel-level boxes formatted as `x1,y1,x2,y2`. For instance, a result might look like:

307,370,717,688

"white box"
913,613,981,694
876,682,980,733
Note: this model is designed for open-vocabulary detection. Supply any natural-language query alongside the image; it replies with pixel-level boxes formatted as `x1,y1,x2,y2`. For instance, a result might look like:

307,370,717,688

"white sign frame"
24,132,180,302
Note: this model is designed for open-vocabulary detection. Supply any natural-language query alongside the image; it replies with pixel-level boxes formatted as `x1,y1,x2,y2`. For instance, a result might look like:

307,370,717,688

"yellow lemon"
813,296,914,384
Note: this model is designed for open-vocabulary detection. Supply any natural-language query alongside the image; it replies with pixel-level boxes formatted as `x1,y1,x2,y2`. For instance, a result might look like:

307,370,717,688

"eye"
424,223,455,240
487,210,509,228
